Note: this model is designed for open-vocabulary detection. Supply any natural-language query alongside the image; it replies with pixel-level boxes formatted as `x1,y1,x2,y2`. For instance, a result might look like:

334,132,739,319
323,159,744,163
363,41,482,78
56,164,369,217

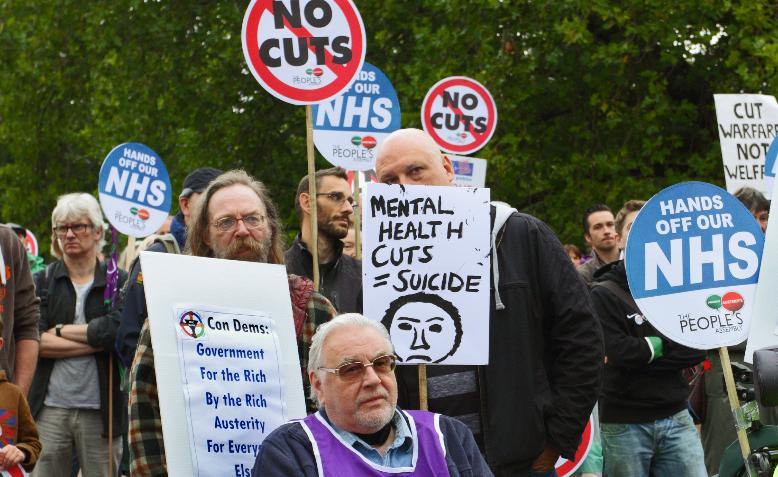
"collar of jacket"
293,234,344,265
171,212,187,248
51,258,108,287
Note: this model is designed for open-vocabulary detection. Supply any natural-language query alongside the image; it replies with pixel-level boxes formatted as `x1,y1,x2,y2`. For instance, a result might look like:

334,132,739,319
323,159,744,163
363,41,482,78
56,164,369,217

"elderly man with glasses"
286,167,362,313
128,170,337,476
252,313,492,477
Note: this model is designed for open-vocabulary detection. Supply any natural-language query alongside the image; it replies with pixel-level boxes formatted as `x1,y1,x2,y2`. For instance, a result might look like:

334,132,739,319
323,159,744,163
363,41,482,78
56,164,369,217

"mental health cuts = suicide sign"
98,143,172,238
313,62,400,171
363,184,491,365
176,306,285,477
242,0,366,105
714,94,778,198
626,182,764,349
421,76,497,155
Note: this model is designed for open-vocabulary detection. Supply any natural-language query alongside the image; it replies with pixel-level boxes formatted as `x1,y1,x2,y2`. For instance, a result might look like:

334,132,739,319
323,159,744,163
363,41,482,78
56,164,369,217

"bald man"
375,129,604,477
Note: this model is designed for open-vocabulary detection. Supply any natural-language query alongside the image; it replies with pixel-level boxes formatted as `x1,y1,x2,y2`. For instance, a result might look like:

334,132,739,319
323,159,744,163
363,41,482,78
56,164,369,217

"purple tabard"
300,410,449,476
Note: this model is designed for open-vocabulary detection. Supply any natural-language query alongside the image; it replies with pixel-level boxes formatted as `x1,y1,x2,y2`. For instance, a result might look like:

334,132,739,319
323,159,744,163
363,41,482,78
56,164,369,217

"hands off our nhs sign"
625,182,764,350
98,143,172,238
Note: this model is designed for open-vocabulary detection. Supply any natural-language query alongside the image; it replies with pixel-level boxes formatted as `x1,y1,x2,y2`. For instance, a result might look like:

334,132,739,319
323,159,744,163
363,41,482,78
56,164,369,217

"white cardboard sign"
242,0,367,105
714,94,778,198
745,176,778,362
362,183,491,365
448,154,487,188
140,252,306,477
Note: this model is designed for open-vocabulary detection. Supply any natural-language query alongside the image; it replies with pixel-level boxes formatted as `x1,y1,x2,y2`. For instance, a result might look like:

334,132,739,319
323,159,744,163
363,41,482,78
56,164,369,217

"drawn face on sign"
381,293,462,363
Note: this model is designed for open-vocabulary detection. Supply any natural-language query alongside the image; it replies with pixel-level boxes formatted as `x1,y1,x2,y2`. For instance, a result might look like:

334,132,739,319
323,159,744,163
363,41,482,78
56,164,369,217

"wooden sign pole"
719,346,754,476
353,173,362,260
108,355,114,475
305,105,320,290
418,364,428,411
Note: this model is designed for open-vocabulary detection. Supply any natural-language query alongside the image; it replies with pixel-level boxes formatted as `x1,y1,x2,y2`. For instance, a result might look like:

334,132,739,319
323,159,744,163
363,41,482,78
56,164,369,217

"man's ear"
310,370,324,406
442,154,455,183
584,232,592,246
299,192,312,215
179,196,191,217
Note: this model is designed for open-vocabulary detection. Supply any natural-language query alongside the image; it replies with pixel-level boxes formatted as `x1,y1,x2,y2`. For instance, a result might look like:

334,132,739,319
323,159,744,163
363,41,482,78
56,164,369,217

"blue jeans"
601,409,706,477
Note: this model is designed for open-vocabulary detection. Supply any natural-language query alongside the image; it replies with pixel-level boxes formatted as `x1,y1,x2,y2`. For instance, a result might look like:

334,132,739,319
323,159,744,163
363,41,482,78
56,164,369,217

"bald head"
375,128,454,186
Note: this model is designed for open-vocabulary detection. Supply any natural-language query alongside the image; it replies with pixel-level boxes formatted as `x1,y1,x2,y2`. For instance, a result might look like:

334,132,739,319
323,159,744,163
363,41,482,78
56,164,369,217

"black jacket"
29,259,127,437
396,209,604,474
284,235,362,314
591,260,706,424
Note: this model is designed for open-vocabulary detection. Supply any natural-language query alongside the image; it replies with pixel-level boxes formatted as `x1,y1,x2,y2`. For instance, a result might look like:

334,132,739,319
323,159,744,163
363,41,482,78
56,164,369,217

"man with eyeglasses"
286,167,362,313
252,313,491,477
375,128,603,477
128,170,337,477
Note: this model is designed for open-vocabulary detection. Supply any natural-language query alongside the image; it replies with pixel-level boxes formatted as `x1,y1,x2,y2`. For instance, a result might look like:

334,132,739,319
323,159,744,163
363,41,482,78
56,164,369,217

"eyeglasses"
316,192,358,209
213,214,265,232
53,223,93,236
318,354,396,381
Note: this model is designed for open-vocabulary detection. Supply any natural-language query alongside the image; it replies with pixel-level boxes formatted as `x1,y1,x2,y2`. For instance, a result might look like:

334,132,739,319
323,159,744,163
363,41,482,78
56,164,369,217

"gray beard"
213,236,270,263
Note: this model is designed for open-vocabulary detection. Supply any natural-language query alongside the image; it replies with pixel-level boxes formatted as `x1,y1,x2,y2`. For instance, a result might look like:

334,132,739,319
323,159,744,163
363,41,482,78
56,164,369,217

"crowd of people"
0,127,771,476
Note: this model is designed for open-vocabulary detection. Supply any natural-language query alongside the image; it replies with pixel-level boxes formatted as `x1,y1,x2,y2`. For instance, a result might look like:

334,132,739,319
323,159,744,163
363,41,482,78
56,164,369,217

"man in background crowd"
0,224,39,396
734,186,769,233
128,170,336,476
591,199,706,477
375,128,603,477
286,167,362,313
577,204,620,286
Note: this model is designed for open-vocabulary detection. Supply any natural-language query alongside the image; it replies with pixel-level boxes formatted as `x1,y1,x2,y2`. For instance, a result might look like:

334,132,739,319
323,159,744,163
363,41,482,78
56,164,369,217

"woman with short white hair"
29,192,126,477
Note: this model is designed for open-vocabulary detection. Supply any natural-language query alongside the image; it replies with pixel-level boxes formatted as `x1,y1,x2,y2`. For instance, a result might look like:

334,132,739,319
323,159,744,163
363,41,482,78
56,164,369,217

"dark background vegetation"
1,1,776,259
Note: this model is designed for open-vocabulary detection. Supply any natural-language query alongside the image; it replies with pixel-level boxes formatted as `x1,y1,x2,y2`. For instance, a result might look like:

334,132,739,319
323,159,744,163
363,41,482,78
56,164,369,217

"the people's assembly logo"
179,310,205,339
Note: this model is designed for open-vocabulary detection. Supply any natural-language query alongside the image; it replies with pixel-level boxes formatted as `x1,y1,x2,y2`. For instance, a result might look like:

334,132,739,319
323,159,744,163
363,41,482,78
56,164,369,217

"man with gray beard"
127,170,337,477
252,313,491,476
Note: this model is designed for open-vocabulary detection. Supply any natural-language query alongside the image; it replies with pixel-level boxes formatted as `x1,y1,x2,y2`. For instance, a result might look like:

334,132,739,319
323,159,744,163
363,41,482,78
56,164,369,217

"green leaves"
1,0,776,258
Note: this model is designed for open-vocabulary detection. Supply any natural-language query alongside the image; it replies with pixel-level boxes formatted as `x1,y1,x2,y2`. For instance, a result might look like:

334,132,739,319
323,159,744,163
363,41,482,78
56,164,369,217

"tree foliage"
1,0,776,258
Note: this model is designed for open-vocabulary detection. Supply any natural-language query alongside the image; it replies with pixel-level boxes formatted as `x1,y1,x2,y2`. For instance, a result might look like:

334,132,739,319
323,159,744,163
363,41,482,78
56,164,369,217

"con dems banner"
98,143,172,237
625,182,764,350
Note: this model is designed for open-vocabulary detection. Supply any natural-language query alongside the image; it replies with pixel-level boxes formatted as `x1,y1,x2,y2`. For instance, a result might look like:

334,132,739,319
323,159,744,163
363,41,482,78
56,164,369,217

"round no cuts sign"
242,0,367,105
312,62,400,171
626,182,764,349
98,143,172,238
421,76,497,155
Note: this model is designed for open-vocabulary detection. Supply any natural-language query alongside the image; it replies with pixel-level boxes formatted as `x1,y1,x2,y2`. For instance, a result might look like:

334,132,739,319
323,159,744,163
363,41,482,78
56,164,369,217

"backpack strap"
153,233,181,255
34,262,57,320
